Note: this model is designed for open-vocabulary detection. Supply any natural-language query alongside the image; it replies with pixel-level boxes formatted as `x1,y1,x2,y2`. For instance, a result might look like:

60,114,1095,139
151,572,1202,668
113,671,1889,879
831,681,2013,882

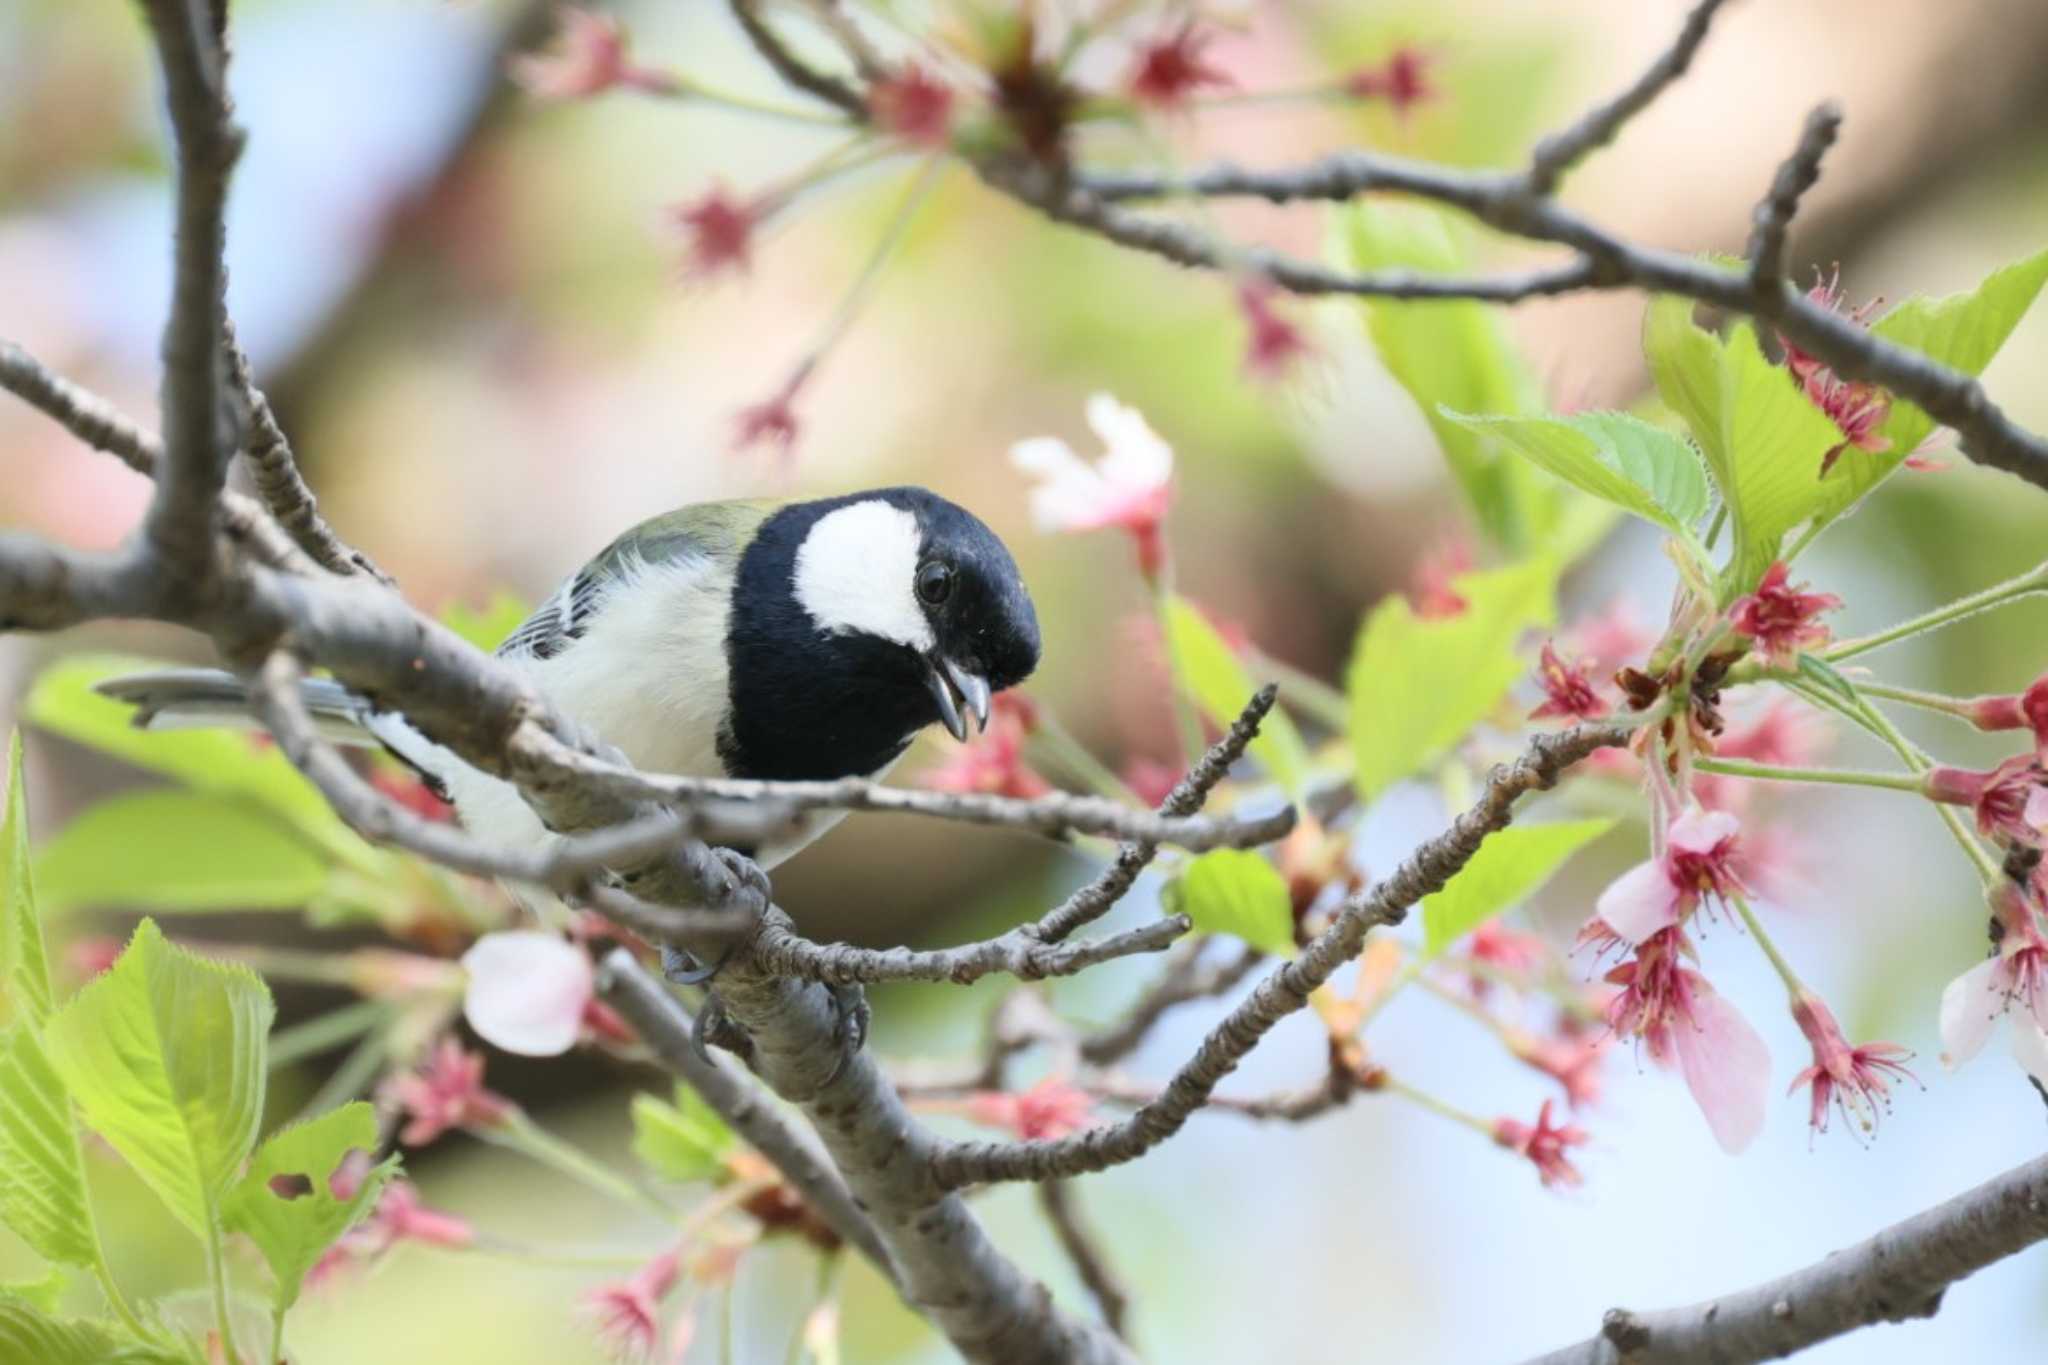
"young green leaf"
34,791,331,914
223,1102,396,1310
1347,558,1559,801
1644,294,1728,477
1711,324,1852,590
1441,410,1710,548
1806,246,2048,528
1165,849,1295,956
0,1295,197,1365
24,657,380,874
439,592,532,654
631,1085,736,1185
1163,597,1312,799
1345,204,1559,554
2,731,54,1025
1420,819,1613,960
0,1024,98,1269
42,920,273,1239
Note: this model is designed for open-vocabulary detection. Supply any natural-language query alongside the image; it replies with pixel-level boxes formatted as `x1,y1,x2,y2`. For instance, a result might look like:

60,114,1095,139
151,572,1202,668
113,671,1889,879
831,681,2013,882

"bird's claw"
689,990,752,1066
817,982,870,1088
661,940,735,988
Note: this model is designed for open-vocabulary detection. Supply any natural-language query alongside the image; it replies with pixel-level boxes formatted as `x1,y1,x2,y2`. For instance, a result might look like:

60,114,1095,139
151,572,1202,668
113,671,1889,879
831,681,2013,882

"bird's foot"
661,940,735,988
689,989,753,1066
710,846,774,912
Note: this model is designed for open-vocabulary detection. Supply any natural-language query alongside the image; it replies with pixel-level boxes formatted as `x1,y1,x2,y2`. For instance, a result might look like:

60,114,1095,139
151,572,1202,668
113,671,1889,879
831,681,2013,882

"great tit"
100,487,1042,868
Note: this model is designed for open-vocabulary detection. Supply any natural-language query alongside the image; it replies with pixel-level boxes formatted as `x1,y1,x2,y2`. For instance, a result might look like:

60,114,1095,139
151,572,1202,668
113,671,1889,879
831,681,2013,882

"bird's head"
726,487,1040,779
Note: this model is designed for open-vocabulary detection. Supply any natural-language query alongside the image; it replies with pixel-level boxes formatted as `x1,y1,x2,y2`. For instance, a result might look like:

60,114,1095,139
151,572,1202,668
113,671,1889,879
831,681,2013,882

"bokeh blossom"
1011,394,1174,577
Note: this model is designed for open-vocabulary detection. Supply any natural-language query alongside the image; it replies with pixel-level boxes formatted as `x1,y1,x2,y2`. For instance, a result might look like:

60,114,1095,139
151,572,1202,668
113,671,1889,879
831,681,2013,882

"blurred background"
5,0,2048,1360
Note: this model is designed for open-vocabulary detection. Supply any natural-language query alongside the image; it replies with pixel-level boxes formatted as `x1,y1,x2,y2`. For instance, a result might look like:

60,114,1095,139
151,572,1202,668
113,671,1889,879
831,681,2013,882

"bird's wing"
496,500,778,662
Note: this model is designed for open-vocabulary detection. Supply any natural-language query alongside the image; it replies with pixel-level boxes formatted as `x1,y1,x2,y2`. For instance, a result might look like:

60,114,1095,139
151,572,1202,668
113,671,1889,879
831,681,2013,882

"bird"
99,485,1042,876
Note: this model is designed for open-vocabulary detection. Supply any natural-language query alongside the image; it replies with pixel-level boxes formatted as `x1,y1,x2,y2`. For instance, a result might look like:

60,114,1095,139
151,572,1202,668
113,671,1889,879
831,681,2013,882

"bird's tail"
95,668,379,747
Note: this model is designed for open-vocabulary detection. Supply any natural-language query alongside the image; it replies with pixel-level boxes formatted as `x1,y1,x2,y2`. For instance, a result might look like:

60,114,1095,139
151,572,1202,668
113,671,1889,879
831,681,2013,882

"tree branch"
727,0,868,118
1746,102,1843,289
1037,1178,1131,1339
1524,0,1732,194
928,724,1628,1188
746,910,1189,987
1522,1151,2048,1365
1079,941,1263,1068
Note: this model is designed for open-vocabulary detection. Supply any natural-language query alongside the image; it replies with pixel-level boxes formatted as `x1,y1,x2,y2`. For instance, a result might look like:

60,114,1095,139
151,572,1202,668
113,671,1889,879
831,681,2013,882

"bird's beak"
924,655,992,742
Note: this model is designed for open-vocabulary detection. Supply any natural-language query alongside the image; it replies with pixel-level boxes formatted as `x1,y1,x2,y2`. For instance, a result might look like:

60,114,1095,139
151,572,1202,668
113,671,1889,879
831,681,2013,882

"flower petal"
1673,982,1771,1154
1594,860,1681,945
1937,956,2008,1069
1667,806,1739,856
1008,436,1111,533
1083,393,1173,492
461,931,593,1057
2011,1019,2048,1090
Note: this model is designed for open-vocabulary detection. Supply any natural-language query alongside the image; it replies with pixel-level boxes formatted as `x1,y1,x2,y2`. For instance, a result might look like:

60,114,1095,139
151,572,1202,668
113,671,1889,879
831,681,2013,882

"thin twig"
745,912,1190,987
1038,1179,1131,1340
928,725,1627,1187
1520,1152,2048,1365
1746,102,1843,288
727,0,868,118
1079,942,1263,1067
1525,0,1733,194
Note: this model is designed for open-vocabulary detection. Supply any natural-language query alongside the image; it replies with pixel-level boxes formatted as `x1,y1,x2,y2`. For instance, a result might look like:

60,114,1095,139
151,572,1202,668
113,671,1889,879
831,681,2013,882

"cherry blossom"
1779,270,1895,474
462,930,596,1057
1343,46,1436,117
1128,23,1232,108
1234,280,1314,381
1786,990,1914,1138
921,692,1052,798
869,64,956,147
672,186,761,277
1010,394,1174,577
1728,562,1841,666
582,1246,683,1362
389,1037,514,1146
965,1077,1094,1140
1922,755,2048,846
1939,882,2048,1070
512,7,674,101
1600,928,1771,1153
1492,1100,1588,1187
1592,807,1747,944
1530,641,1610,722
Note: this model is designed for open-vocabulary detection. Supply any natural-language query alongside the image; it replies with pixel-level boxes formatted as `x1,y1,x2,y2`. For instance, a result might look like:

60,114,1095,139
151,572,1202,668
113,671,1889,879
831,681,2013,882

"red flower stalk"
672,186,762,278
965,1077,1094,1140
1787,990,1915,1138
1234,279,1314,381
731,365,811,458
1492,1100,1588,1188
1507,1028,1608,1109
388,1037,515,1147
1923,755,2048,846
1128,23,1233,108
309,1180,475,1291
1343,46,1436,117
512,6,674,101
1728,562,1842,665
1530,641,1610,722
869,64,957,147
1965,674,2048,763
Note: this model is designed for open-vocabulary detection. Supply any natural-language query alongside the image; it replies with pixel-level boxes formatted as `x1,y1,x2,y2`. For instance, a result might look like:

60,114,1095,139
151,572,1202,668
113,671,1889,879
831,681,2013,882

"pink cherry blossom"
582,1246,683,1362
1592,807,1746,944
389,1037,515,1146
732,375,805,458
1406,537,1472,619
1728,563,1841,666
1601,928,1770,1153
1966,674,2048,764
1923,755,2048,846
462,930,596,1057
868,64,956,147
1128,23,1232,108
1492,1100,1588,1187
1010,394,1174,578
921,692,1052,799
1530,641,1610,722
1234,280,1314,382
1343,46,1437,117
965,1077,1094,1140
309,1180,475,1290
1779,270,1895,474
1507,1028,1608,1109
512,7,673,101
672,186,761,278
1786,990,1915,1138
1939,882,2048,1069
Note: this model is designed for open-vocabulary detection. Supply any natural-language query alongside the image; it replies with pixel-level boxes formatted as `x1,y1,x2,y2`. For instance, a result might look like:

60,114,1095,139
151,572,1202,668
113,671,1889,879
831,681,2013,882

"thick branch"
1522,1152,2048,1365
930,724,1628,1187
597,952,897,1279
136,0,242,582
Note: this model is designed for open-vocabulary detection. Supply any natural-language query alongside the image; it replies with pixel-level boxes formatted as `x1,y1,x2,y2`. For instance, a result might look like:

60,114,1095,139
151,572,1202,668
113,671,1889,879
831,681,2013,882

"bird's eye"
916,560,954,606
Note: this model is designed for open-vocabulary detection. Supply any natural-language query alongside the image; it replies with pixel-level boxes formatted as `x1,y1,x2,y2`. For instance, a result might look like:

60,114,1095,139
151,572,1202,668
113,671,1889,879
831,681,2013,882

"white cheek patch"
793,501,934,651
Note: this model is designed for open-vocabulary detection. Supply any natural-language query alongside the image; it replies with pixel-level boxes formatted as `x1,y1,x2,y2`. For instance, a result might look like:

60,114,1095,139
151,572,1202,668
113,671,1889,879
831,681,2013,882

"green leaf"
631,1086,736,1185
223,1102,396,1310
439,592,531,654
2,731,54,1026
1795,653,1861,706
42,920,273,1238
35,791,331,914
1163,598,1312,800
0,1270,66,1315
0,1024,97,1268
1420,819,1613,960
1166,849,1295,956
1808,247,2048,528
1345,204,1556,552
24,656,377,871
1644,295,1729,476
1347,558,1559,801
1443,409,1710,546
0,1296,198,1365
